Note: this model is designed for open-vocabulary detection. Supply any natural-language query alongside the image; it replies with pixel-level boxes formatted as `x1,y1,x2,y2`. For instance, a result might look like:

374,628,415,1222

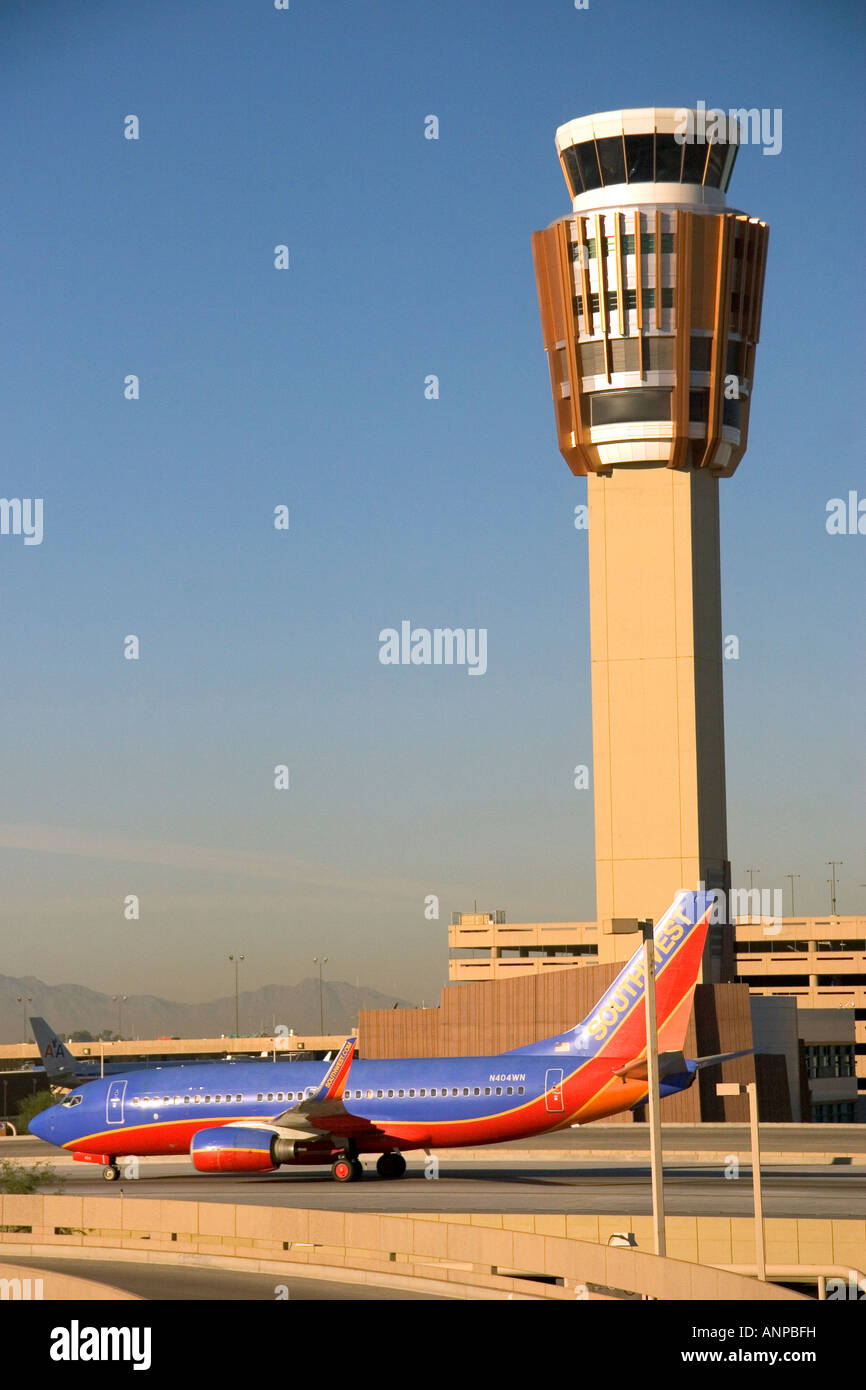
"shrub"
16,1091,60,1134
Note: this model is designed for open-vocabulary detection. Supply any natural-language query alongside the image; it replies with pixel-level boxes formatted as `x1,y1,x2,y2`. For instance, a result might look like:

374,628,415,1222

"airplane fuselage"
36,1052,693,1160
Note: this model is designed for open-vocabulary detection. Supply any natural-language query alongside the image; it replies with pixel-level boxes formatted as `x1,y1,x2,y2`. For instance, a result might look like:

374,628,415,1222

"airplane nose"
29,1107,54,1141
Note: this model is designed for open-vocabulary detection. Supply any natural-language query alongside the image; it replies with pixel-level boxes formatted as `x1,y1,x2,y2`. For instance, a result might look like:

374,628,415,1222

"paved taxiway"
4,1151,863,1219
9,1123,865,1161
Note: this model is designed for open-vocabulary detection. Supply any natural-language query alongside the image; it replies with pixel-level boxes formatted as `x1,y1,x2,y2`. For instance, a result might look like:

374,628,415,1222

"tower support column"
588,465,729,928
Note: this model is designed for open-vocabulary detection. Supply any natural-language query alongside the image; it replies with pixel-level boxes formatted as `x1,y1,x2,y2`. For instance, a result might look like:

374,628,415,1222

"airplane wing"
268,1037,386,1142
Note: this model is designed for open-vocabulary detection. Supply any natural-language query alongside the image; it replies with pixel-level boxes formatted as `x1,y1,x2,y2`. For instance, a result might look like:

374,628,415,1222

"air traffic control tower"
532,108,769,950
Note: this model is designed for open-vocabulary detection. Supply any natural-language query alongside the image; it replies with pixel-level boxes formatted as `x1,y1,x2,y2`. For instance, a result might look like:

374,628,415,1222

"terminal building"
362,110,863,1122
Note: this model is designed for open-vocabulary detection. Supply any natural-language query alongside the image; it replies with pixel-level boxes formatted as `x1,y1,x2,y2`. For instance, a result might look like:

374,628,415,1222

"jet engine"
191,1126,336,1173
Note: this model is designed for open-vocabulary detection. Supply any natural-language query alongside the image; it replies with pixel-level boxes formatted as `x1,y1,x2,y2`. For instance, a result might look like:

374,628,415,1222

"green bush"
16,1091,60,1134
0,1158,63,1193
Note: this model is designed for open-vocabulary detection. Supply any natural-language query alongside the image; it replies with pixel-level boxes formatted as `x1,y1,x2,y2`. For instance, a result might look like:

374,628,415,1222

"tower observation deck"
532,108,770,958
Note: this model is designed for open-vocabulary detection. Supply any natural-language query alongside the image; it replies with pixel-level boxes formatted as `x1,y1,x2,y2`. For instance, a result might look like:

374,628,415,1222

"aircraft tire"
331,1157,355,1183
376,1152,406,1179
102,1164,120,1182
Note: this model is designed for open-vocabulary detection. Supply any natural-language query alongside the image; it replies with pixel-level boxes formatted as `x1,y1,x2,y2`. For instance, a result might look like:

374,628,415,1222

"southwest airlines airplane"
32,891,739,1183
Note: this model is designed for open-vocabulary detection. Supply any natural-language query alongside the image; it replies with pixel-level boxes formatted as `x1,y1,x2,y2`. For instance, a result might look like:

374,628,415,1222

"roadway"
0,1252,446,1300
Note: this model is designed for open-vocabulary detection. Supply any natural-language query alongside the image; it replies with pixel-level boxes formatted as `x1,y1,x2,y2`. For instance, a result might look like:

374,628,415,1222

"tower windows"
589,388,672,427
563,132,735,194
644,337,674,370
641,287,674,311
682,142,709,184
654,134,684,182
610,338,641,371
624,133,654,182
579,341,606,375
595,135,626,186
690,336,713,371
689,390,709,423
574,141,603,192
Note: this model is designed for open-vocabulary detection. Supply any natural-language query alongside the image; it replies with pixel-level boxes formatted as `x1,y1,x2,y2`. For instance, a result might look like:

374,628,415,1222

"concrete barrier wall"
0,1195,821,1301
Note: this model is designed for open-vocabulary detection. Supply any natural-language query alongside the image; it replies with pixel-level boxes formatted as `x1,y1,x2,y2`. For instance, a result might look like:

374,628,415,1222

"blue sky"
0,0,863,1005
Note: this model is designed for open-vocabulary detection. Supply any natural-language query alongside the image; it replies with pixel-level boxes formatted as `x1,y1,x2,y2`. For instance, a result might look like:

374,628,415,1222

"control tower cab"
532,107,769,479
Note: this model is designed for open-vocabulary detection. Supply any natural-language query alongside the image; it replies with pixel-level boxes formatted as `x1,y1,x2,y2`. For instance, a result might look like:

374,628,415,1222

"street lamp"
15,996,32,1045
112,994,128,1039
717,1080,765,1281
228,954,245,1036
312,956,328,1035
826,861,842,916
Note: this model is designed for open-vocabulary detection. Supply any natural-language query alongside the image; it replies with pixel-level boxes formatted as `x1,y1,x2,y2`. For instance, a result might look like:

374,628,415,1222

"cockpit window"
61,1094,83,1107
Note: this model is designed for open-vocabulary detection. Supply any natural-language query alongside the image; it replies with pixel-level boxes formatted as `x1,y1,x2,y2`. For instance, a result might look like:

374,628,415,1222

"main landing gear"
329,1145,407,1182
376,1151,406,1180
102,1162,120,1182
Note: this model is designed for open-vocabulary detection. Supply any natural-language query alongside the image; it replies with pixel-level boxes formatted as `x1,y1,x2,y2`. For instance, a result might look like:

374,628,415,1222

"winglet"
312,1037,356,1102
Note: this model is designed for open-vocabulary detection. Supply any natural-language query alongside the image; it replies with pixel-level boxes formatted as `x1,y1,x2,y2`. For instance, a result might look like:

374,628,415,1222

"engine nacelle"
191,1126,278,1173
272,1136,336,1166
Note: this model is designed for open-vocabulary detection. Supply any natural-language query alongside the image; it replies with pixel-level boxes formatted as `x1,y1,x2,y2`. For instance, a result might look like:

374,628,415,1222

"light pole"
826,861,842,916
112,994,128,1039
611,919,664,1256
639,920,665,1258
228,954,245,1036
15,995,32,1045
313,956,328,1035
718,1080,765,1281
785,873,800,916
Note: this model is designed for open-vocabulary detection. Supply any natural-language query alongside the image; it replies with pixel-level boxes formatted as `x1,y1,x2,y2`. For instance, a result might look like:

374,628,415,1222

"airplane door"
105,1079,127,1126
545,1069,564,1113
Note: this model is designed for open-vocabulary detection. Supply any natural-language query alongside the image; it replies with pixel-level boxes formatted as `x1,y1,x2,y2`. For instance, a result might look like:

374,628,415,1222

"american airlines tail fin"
502,890,715,1060
30,1017,80,1081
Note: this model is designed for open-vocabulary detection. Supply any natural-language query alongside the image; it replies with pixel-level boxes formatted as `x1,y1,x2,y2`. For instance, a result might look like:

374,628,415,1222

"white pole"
642,922,665,1258
748,1080,766,1280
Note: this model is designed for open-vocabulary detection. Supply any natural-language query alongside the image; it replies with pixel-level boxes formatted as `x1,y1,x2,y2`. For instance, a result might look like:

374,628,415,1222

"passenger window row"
130,1084,528,1107
132,1093,246,1106
343,1086,525,1099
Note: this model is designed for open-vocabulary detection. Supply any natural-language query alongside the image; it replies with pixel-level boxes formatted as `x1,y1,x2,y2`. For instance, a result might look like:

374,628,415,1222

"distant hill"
0,973,411,1043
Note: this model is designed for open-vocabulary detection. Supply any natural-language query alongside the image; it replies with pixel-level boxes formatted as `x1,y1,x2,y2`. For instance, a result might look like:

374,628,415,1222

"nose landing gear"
102,1162,120,1182
331,1155,363,1182
331,1141,363,1182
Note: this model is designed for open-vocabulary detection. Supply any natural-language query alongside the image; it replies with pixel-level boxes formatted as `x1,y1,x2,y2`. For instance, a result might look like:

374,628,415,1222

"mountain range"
0,972,411,1044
